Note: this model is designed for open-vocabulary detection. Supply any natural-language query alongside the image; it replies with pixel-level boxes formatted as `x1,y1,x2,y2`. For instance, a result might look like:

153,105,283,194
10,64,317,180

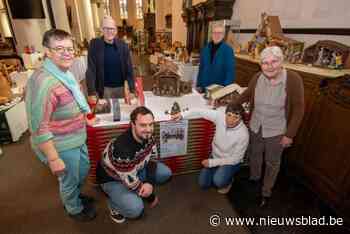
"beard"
136,131,153,142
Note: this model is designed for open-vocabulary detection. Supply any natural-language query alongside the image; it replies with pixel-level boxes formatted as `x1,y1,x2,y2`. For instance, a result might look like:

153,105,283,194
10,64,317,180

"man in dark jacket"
86,16,134,103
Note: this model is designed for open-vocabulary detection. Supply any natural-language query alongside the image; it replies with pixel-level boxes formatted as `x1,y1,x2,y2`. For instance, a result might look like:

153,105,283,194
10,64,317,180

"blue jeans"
56,144,90,215
199,164,241,189
101,162,172,218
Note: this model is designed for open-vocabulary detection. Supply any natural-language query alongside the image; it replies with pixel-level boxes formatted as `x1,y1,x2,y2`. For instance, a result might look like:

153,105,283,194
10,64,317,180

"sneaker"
79,193,95,206
259,196,270,208
247,178,260,186
149,196,159,208
110,207,126,224
69,205,96,222
217,183,232,194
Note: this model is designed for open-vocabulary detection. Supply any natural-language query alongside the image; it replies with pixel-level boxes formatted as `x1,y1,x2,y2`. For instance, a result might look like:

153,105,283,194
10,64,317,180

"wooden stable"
247,12,304,63
302,40,350,69
152,68,192,97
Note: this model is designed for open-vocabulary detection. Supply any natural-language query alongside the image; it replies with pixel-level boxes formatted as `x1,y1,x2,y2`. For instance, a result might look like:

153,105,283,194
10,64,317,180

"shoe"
259,196,270,208
217,183,232,194
247,179,260,190
149,196,159,208
69,204,96,222
248,178,260,184
109,207,126,224
79,193,95,206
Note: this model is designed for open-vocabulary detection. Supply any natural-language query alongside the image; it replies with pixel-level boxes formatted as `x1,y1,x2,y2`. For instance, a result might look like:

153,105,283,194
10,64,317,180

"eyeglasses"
226,112,241,118
103,27,116,32
212,31,224,35
261,60,281,67
50,46,75,54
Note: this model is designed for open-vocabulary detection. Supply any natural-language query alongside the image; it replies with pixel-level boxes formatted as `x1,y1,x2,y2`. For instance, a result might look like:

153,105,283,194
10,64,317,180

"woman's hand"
201,159,209,168
280,136,293,148
48,158,66,176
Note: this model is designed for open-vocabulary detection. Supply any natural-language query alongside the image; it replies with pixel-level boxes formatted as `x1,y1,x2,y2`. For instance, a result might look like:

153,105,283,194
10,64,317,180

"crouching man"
96,106,172,223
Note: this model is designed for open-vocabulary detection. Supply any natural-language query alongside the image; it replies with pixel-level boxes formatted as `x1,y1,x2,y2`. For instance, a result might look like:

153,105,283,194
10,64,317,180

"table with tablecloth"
87,90,217,184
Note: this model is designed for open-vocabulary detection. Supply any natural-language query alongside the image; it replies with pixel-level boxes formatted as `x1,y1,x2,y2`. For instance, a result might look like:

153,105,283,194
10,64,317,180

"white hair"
101,15,116,27
211,22,225,31
260,46,284,62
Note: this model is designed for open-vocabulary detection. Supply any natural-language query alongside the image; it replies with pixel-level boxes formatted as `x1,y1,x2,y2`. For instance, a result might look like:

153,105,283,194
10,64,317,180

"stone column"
91,3,100,30
50,0,71,33
80,0,95,41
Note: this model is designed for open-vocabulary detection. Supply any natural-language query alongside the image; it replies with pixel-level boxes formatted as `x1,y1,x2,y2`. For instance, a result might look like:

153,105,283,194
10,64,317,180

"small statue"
329,51,337,68
335,52,343,69
315,47,324,66
322,56,330,66
170,102,181,115
169,86,174,95
165,101,181,115
152,86,156,94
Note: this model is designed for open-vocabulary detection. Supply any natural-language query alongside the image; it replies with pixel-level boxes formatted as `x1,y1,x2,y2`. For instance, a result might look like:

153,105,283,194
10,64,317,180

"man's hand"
280,136,293,148
201,159,209,168
48,158,66,176
88,95,97,105
171,112,182,121
124,91,131,105
129,93,138,105
138,183,153,197
98,99,108,105
88,95,107,105
131,91,138,97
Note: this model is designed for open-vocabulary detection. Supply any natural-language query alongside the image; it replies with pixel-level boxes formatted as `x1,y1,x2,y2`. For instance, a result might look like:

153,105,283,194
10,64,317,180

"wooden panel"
300,78,350,220
235,57,260,86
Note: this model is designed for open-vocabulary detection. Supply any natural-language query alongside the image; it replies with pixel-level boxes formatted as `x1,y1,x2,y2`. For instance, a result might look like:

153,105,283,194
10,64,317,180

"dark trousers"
104,87,124,99
249,129,284,197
